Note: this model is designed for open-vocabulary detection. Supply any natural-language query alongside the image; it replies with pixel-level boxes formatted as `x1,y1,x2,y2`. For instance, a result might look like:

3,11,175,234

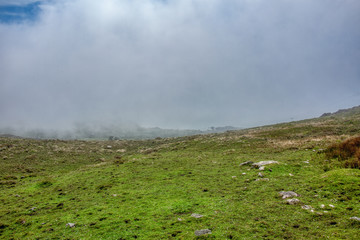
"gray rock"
350,217,360,221
301,205,313,210
286,198,301,205
259,166,265,171
279,191,299,199
66,223,75,228
191,213,203,218
239,161,254,166
255,178,269,181
258,172,264,178
252,161,279,168
195,229,212,236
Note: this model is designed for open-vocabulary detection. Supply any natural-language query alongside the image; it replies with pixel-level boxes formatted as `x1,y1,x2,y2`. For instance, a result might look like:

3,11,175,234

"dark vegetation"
326,136,360,168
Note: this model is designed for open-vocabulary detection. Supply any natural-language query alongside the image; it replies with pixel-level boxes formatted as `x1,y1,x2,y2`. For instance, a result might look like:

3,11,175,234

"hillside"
0,106,360,239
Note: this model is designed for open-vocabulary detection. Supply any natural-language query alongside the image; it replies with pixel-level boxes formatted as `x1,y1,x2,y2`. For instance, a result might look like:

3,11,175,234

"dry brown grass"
326,136,360,168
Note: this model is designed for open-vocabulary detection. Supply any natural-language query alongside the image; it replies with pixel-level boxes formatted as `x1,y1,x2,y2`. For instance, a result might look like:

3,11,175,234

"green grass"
1,108,360,239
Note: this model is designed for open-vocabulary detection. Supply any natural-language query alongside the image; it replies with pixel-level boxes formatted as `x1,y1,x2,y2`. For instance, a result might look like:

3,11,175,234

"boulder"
239,161,254,166
252,161,279,168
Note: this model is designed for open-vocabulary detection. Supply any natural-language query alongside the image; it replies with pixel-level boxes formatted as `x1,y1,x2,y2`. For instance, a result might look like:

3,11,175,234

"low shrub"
325,136,360,168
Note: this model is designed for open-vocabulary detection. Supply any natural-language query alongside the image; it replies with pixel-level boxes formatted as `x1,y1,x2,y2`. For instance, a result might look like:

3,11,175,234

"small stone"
191,213,203,218
289,173,294,176
259,166,265,171
112,194,117,197
350,217,360,221
279,191,300,199
66,223,75,228
258,172,264,177
242,173,247,175
195,229,212,236
232,176,237,178
30,207,37,211
286,198,301,205
116,149,126,153
255,178,269,181
177,218,183,221
329,204,335,208
302,205,313,210
320,204,325,208
304,161,309,164
106,145,112,149
15,194,21,197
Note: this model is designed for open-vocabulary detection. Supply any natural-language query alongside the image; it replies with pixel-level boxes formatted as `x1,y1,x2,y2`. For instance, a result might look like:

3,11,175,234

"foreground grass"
1,109,360,239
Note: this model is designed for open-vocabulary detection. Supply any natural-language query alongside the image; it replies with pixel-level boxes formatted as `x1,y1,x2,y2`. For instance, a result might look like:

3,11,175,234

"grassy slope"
0,107,360,239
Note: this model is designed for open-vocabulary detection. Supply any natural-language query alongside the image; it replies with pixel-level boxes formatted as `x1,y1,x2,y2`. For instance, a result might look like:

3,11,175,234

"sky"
0,0,359,130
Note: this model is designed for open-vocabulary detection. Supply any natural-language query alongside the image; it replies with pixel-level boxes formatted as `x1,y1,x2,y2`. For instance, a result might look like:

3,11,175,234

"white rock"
66,223,75,228
302,205,313,210
320,204,325,208
255,178,269,181
289,173,294,176
252,161,279,168
232,176,237,178
329,204,335,208
279,191,299,199
259,166,265,171
191,213,203,218
286,198,301,205
350,217,360,221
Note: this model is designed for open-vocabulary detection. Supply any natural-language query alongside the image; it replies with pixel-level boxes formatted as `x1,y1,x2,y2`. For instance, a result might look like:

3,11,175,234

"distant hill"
320,105,360,118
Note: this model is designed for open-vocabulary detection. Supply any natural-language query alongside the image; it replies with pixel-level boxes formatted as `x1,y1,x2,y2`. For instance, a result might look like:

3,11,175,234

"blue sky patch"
0,1,42,23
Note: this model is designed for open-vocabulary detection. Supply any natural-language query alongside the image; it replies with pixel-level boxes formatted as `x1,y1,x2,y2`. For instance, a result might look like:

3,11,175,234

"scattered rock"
232,176,237,178
191,213,203,218
258,172,264,178
195,229,212,236
350,217,360,221
320,204,325,208
279,191,300,199
255,178,269,181
106,145,112,149
66,223,75,228
239,161,254,166
116,149,126,153
252,161,279,168
112,194,117,197
289,173,294,177
15,194,21,197
303,160,309,164
259,166,265,171
329,204,335,208
242,173,247,175
286,199,301,205
302,205,313,210
30,207,37,211
177,218,183,221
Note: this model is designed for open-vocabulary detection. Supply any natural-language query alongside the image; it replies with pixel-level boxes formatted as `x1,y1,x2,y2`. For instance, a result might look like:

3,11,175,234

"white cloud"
0,0,359,129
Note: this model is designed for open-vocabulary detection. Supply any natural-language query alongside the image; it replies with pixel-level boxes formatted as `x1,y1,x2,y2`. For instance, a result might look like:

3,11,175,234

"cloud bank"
1,0,359,130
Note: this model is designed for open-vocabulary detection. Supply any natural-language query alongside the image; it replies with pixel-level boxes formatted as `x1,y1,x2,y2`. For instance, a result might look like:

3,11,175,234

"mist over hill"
0,123,239,140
